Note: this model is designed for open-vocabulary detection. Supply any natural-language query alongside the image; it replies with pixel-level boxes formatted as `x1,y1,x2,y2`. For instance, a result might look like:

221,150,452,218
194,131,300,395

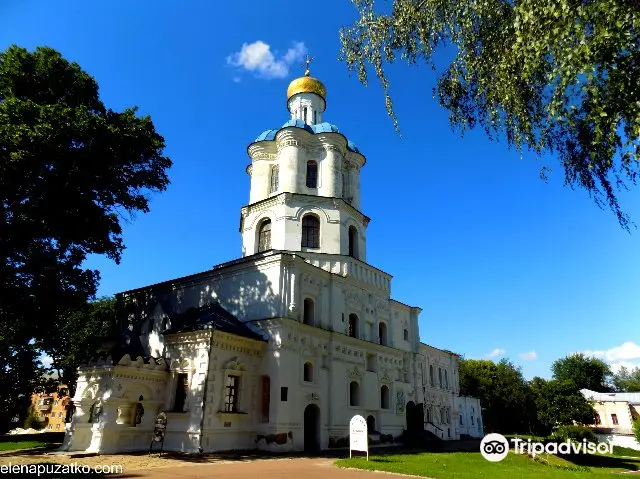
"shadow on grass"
560,453,640,472
0,443,62,457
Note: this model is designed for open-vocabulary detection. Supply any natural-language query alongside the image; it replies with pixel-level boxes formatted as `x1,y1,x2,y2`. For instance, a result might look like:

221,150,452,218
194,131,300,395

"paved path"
113,457,419,478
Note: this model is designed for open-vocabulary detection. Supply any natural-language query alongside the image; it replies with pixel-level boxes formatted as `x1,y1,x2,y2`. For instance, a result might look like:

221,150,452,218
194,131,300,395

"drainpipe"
198,328,215,454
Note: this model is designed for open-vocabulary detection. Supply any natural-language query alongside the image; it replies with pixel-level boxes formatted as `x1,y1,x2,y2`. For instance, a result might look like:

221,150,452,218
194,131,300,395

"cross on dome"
302,54,314,77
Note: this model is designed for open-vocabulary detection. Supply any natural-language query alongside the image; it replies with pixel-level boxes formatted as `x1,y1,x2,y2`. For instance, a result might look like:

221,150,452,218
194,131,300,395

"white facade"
582,389,640,450
61,72,482,454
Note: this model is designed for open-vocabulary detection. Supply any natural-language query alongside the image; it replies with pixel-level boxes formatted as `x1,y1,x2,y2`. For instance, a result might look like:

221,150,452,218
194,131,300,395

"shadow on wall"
118,257,285,339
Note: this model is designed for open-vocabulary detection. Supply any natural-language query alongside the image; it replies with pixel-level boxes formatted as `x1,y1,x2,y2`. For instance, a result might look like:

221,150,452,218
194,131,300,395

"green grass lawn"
335,451,640,478
0,441,53,452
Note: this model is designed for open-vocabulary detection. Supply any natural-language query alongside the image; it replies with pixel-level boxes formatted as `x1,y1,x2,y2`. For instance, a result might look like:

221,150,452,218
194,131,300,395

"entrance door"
303,404,320,453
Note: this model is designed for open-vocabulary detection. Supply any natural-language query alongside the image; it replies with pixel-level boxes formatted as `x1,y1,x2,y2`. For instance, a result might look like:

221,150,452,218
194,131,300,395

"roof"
581,388,640,404
164,302,266,342
254,120,361,154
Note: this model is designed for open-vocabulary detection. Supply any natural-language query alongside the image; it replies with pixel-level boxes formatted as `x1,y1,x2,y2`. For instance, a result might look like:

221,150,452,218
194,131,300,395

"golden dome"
287,75,326,101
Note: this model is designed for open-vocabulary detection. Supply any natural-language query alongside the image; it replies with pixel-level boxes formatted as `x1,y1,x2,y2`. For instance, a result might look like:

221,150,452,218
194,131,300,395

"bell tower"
240,60,369,261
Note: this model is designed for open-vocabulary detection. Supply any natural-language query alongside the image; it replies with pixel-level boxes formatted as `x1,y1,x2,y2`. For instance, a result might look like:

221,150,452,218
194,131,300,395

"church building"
60,63,483,454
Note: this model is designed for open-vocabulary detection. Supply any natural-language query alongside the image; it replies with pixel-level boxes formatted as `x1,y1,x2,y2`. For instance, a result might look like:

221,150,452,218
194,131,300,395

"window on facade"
471,415,475,426
306,161,318,188
56,423,60,430
348,314,358,338
303,298,315,325
429,365,435,387
380,385,390,409
611,414,619,425
444,370,449,389
301,215,320,248
261,376,270,423
403,328,409,341
281,386,288,402
378,322,388,346
173,373,189,412
348,226,358,258
224,375,239,413
594,413,601,425
439,368,443,388
313,110,317,124
366,353,377,372
303,107,308,124
269,165,279,193
258,219,271,252
426,408,432,423
459,415,464,425
303,362,314,382
350,381,360,406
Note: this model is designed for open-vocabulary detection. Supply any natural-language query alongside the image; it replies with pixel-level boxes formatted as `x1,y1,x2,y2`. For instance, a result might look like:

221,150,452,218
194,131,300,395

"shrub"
22,407,45,431
633,420,640,445
549,425,598,444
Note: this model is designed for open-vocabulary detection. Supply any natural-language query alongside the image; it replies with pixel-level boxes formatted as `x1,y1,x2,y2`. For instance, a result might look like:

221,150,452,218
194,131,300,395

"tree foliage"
46,297,118,396
551,353,612,392
613,366,640,392
529,377,595,436
0,45,171,431
340,0,640,229
459,358,535,433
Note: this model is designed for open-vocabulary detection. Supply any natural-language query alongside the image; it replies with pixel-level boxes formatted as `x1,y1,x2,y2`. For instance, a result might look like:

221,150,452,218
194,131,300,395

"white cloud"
582,341,640,373
485,348,505,359
519,351,538,361
227,41,307,79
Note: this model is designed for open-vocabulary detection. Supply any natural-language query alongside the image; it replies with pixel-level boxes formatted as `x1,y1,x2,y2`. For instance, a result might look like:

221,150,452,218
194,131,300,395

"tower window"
313,110,317,124
348,314,359,338
303,107,308,124
258,219,271,252
349,381,360,406
348,226,359,258
439,368,443,388
444,370,449,389
378,322,388,346
380,385,390,409
303,298,315,325
403,328,409,341
429,365,434,387
269,165,279,193
306,161,318,188
303,362,314,382
301,215,320,248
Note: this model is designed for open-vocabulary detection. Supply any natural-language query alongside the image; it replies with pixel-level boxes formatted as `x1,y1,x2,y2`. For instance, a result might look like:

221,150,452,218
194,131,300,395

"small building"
31,384,72,432
581,388,640,450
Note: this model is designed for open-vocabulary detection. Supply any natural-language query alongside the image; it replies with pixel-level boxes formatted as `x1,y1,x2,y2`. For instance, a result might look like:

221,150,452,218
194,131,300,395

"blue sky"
3,1,639,379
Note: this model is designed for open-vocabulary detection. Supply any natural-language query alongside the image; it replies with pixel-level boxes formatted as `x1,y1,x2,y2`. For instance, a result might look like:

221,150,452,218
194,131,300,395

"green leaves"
0,45,171,430
340,0,640,230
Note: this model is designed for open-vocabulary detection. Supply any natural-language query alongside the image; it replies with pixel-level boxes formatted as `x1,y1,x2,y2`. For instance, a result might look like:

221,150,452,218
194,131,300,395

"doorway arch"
304,404,320,453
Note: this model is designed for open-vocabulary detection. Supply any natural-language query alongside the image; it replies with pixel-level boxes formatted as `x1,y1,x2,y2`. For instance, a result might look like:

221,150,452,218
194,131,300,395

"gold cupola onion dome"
286,72,327,111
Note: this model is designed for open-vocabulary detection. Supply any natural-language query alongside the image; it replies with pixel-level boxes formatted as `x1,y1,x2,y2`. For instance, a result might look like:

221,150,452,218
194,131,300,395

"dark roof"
164,302,266,342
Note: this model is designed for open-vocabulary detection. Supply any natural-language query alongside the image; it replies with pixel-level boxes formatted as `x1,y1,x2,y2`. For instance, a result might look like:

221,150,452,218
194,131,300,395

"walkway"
112,457,420,478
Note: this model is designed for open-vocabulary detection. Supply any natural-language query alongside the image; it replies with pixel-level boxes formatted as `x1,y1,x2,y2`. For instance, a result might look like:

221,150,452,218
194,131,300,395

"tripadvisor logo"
480,433,614,462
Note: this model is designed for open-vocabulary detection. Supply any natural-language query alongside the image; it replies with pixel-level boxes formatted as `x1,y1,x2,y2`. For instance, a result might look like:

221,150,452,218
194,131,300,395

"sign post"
149,412,167,457
349,414,369,460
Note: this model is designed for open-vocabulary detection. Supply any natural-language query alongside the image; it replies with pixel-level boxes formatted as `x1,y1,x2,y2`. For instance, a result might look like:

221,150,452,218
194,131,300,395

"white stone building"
581,389,640,451
60,67,483,454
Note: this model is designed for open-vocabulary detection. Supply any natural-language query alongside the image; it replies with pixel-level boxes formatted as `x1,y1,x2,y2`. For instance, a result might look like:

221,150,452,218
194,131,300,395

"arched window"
378,322,388,346
257,219,271,252
349,381,360,406
403,328,409,341
301,215,320,248
444,370,449,389
269,165,279,193
303,362,313,382
429,365,434,387
348,225,358,258
306,161,318,188
439,368,443,388
380,385,390,409
313,110,317,124
303,298,314,325
303,107,308,124
348,314,358,338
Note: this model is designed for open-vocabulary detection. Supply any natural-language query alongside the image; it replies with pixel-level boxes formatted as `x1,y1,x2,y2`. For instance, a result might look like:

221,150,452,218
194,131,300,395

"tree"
613,366,640,392
44,297,119,397
0,45,171,431
551,353,612,392
459,358,535,433
529,377,595,436
340,0,640,229
633,419,640,444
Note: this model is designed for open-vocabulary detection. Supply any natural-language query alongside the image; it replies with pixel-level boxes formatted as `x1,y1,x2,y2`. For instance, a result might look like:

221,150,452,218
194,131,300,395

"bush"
22,407,45,431
633,420,640,444
549,425,598,444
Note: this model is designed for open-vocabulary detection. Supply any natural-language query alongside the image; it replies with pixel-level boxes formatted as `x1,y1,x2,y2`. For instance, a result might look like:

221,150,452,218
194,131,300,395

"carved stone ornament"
396,390,406,415
347,366,362,379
